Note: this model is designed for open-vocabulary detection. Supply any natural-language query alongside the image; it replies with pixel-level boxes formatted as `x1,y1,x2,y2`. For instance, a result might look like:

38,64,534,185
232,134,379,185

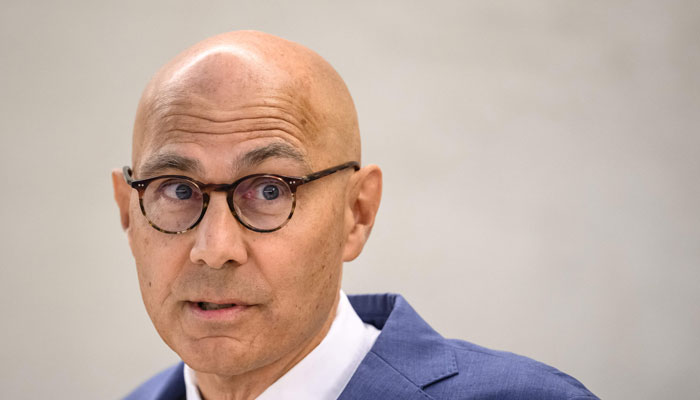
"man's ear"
342,165,382,262
111,168,131,231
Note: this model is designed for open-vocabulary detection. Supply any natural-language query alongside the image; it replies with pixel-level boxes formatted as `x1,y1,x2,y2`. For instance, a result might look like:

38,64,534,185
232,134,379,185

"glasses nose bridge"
199,182,238,214
199,182,236,194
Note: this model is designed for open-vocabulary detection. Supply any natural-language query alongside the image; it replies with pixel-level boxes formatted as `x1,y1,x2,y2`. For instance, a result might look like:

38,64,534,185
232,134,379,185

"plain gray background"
1,1,698,399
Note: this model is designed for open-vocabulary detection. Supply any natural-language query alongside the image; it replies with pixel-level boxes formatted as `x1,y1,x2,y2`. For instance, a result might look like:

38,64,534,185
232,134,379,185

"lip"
185,300,252,322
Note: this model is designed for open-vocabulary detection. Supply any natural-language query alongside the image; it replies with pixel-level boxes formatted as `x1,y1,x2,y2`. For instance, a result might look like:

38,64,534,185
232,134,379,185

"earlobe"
342,165,383,262
111,168,131,231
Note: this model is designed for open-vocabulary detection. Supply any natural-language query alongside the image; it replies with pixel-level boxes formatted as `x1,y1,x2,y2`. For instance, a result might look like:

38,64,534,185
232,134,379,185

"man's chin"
176,336,272,377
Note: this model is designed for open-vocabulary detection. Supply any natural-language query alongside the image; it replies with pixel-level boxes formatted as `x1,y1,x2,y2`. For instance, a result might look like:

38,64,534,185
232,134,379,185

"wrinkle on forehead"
133,31,360,168
142,93,316,159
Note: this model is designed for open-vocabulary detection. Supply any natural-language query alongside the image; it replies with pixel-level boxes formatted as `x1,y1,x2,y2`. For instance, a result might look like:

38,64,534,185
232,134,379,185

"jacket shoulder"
122,363,185,400
348,293,597,400
428,338,598,399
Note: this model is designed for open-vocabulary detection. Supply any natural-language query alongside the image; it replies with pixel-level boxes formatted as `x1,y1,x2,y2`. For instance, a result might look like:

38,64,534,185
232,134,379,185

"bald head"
133,31,360,172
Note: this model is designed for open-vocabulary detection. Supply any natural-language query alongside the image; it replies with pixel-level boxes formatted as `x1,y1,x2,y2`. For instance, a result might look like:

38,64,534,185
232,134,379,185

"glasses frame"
122,161,360,234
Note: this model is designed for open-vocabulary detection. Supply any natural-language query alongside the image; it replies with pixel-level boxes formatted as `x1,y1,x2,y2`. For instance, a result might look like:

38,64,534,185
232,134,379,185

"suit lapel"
342,294,459,399
338,352,434,400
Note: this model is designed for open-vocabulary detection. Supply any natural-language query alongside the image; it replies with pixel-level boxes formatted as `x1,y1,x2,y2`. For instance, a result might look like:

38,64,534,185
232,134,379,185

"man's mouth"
197,302,237,311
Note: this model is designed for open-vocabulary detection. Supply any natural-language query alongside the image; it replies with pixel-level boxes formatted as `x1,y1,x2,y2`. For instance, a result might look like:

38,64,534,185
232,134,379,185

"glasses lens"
233,175,294,231
142,177,204,233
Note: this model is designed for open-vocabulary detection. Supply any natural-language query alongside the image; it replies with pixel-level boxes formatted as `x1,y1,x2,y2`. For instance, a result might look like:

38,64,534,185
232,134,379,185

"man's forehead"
134,51,318,161
132,31,361,169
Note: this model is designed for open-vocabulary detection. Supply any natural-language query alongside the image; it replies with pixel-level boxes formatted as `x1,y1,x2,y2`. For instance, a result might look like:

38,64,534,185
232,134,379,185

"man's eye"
237,177,290,203
161,181,197,200
259,184,280,200
252,181,285,201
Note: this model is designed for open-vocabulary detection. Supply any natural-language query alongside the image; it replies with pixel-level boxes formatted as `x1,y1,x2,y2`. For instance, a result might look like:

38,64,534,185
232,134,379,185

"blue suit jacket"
125,293,598,399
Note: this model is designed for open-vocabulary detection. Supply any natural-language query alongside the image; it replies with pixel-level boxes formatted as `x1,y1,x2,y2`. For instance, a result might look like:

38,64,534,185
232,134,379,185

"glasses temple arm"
301,161,360,184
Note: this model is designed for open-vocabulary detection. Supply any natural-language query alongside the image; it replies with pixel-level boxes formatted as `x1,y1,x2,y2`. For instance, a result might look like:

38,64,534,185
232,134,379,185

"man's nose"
189,192,248,268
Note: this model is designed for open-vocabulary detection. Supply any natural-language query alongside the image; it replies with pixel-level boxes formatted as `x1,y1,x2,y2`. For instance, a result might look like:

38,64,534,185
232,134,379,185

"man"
113,31,598,399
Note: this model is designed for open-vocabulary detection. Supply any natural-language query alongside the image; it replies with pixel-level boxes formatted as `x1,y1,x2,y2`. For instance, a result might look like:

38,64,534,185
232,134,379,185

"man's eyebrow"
137,153,203,179
236,143,309,172
136,143,307,179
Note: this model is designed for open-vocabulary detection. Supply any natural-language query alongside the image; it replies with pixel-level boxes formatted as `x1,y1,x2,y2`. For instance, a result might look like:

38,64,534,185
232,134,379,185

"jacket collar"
340,294,458,399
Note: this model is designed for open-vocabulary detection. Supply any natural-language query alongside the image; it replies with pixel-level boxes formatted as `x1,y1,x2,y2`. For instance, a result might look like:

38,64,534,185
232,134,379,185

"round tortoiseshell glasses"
122,161,359,234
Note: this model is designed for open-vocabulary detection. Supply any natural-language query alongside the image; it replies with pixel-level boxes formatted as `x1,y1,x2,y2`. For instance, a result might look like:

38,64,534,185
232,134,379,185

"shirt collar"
184,290,380,400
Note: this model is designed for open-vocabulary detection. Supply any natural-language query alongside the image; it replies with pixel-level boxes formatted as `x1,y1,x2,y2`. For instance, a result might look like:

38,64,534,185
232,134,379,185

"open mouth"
197,302,237,311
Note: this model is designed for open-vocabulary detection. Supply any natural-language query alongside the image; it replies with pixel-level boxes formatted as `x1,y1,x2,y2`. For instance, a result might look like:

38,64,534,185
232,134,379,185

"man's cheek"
133,243,176,307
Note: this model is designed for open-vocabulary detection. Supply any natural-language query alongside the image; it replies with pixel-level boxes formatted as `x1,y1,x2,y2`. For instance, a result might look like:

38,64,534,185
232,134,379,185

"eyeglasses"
123,161,360,234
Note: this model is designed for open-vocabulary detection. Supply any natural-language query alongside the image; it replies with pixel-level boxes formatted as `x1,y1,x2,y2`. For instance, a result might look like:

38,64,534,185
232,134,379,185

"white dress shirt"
184,290,380,399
